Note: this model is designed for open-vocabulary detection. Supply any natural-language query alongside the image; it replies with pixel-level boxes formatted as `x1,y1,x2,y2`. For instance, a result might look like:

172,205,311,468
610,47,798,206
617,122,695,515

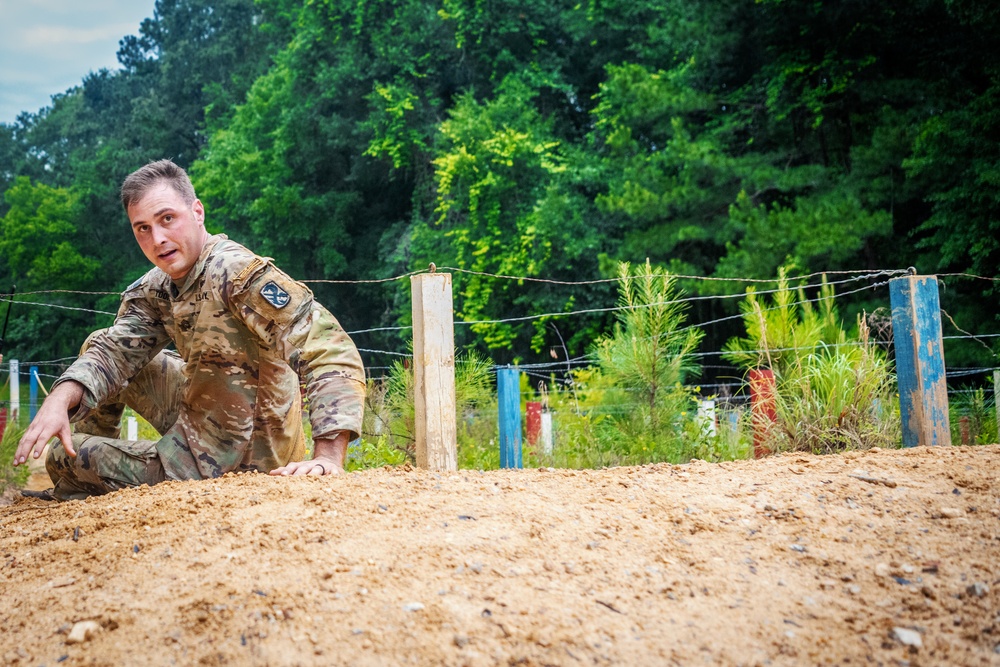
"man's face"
128,181,210,281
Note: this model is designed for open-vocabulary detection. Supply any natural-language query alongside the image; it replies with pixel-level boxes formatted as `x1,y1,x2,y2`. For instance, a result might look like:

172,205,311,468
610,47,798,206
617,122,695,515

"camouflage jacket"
56,235,366,480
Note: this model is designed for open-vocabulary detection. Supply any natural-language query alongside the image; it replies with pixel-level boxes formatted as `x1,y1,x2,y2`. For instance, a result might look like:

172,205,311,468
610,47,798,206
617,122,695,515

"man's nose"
150,226,167,245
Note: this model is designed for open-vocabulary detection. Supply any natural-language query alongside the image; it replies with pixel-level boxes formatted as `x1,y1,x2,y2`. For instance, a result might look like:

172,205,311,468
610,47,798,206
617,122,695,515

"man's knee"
45,434,165,501
45,438,102,501
45,439,80,479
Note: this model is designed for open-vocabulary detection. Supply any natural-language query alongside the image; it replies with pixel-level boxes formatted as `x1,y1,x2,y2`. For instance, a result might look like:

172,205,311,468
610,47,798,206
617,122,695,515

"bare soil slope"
2,445,999,666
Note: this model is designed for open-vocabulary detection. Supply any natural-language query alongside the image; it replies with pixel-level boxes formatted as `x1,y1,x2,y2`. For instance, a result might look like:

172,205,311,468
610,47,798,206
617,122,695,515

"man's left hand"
269,432,349,476
269,457,343,476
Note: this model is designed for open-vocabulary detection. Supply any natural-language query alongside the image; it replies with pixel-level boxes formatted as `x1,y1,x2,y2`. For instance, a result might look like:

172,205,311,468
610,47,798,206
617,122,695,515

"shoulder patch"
260,281,291,309
124,276,144,293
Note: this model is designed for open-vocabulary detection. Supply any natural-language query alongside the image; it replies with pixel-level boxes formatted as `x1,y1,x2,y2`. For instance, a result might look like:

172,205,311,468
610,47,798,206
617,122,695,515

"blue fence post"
497,367,523,468
29,365,39,421
889,275,951,447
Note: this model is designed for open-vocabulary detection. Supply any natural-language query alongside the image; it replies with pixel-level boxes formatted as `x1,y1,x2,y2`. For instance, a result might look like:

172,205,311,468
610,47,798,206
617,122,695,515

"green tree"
0,178,106,359
413,75,610,353
0,178,99,288
593,261,703,421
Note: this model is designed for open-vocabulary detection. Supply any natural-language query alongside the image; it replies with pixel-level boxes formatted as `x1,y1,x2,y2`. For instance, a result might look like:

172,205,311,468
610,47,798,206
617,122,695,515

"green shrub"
0,421,30,494
357,350,497,469
723,273,899,453
521,261,751,468
949,386,998,445
346,435,408,471
532,369,751,468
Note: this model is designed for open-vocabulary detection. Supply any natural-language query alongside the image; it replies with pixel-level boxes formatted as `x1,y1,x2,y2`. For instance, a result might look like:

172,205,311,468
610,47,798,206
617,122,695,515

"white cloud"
0,0,157,124
17,22,145,48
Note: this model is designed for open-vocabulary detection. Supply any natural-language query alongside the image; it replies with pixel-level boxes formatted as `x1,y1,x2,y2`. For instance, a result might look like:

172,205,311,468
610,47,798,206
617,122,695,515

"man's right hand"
14,381,85,466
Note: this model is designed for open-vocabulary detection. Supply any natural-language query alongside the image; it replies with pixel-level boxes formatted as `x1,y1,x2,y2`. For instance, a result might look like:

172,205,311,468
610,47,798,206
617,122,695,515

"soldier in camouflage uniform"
15,160,365,501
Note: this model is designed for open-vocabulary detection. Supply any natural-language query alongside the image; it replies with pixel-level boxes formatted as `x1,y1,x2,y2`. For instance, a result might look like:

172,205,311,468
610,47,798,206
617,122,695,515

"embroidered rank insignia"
260,281,291,308
236,257,265,284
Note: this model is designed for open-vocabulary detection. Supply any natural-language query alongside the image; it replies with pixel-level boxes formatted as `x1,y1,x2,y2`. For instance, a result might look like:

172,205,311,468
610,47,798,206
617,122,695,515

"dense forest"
1,0,998,378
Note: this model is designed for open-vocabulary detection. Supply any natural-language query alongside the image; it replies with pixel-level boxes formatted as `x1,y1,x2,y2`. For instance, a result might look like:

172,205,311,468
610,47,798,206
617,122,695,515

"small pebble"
65,620,101,645
940,507,964,518
403,602,425,612
453,633,469,648
892,627,922,649
967,582,989,598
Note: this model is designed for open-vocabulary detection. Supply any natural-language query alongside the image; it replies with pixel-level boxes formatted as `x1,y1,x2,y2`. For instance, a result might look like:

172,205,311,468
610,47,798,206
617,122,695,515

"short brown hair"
120,159,197,211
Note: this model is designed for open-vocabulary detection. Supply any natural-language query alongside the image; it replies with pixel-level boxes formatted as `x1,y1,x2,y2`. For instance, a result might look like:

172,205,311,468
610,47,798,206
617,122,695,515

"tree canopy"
1,0,997,373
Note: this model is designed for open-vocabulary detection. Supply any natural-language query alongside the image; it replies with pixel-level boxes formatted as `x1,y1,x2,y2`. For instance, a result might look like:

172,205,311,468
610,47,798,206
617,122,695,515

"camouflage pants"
46,341,186,501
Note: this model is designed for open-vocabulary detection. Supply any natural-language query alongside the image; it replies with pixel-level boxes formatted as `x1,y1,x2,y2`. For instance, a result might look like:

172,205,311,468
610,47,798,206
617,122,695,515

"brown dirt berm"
1,445,998,666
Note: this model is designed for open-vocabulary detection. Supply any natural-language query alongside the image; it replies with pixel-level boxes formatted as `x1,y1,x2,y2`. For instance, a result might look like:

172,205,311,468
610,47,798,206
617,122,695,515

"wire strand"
456,272,894,328
441,266,909,286
302,268,429,284
679,279,893,334
0,297,116,316
937,272,1000,283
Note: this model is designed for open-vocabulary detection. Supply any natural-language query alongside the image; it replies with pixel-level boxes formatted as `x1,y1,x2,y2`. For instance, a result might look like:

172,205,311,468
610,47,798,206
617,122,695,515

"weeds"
723,273,899,453
0,421,29,494
950,387,998,445
356,351,497,469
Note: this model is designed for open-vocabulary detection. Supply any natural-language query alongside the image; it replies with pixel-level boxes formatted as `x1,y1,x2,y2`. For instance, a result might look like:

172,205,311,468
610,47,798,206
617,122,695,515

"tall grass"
949,387,998,445
0,421,29,494
514,261,751,468
529,370,751,468
723,274,899,453
355,351,497,469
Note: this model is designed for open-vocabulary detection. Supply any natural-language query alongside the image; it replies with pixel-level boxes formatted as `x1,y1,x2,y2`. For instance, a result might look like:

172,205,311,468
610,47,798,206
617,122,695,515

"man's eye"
163,215,173,223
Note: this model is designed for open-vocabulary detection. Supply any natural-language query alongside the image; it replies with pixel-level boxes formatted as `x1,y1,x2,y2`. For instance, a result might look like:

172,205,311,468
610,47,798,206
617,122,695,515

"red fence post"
0,407,6,440
749,369,777,459
525,401,542,447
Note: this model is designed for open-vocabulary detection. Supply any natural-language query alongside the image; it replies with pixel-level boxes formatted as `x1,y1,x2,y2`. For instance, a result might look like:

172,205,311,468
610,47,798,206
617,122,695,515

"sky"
0,0,157,125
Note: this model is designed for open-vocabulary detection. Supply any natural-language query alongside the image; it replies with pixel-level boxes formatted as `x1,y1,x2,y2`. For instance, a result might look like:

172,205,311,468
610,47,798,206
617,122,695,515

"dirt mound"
1,445,998,666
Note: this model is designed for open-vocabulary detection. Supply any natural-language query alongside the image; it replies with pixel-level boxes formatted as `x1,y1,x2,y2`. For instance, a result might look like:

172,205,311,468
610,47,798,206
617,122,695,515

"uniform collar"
171,234,229,296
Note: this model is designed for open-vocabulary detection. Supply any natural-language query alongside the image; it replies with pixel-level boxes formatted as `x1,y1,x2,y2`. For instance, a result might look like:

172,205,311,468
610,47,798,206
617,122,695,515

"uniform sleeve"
55,285,171,422
228,260,366,441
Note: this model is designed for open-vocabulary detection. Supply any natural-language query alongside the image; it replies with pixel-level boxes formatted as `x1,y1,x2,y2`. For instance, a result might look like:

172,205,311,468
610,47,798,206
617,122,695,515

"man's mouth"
159,249,178,261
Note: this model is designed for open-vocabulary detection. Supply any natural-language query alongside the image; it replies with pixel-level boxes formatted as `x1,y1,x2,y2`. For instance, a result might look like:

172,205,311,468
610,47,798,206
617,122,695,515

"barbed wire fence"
2,267,998,445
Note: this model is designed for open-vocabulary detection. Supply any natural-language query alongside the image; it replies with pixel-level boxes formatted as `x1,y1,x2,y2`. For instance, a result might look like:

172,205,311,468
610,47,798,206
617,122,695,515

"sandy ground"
1,445,998,667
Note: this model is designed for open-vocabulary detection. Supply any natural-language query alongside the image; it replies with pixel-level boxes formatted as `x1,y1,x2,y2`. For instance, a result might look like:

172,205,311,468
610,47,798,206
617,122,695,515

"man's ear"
193,198,206,224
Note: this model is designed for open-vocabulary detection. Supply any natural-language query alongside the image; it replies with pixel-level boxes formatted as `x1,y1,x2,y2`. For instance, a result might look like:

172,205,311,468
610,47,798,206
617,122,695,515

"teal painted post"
889,275,951,447
29,365,38,421
994,371,1000,440
497,368,523,468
